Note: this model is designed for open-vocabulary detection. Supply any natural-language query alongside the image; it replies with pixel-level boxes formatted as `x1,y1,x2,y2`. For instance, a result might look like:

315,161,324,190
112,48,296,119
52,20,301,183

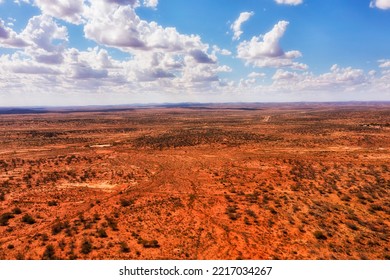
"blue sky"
0,0,390,106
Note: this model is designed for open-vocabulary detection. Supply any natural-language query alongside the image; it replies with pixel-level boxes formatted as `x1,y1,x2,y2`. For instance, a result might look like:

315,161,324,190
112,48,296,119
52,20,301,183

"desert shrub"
340,195,351,202
346,222,358,231
42,245,56,260
269,207,277,215
12,207,22,215
120,241,130,253
41,233,49,241
0,213,14,226
97,228,108,238
139,239,160,248
105,216,118,231
80,239,93,255
93,213,100,222
22,214,36,224
369,204,384,212
0,192,4,201
58,239,66,251
120,198,133,207
225,206,240,220
313,230,327,240
52,221,64,235
48,201,58,206
7,244,14,250
245,209,257,218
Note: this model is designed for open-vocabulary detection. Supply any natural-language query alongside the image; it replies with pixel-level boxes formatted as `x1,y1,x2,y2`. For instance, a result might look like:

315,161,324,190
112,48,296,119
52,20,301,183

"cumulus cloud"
190,49,216,64
237,20,307,69
271,64,367,92
231,11,254,40
379,59,390,68
275,0,303,5
71,64,108,79
248,72,266,79
83,1,205,53
0,19,28,48
9,62,61,75
143,0,158,8
22,15,68,52
20,14,68,64
212,45,232,56
33,0,85,24
81,0,224,85
370,0,390,9
0,21,9,39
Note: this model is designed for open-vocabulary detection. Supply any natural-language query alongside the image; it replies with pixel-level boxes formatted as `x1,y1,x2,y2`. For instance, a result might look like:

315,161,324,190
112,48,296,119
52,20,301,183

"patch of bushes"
139,239,160,248
12,207,22,215
97,228,108,238
47,201,58,206
313,230,327,240
225,205,240,221
42,245,56,260
51,220,70,235
369,204,384,212
120,241,130,253
22,214,36,224
120,198,133,207
80,239,93,255
346,222,358,231
0,213,14,226
105,216,118,231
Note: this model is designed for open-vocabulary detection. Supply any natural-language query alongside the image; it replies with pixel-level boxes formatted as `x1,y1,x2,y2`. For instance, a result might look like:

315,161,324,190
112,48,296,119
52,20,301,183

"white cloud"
370,0,390,9
212,45,232,56
33,0,85,24
271,65,367,92
83,1,206,53
22,15,68,52
275,0,303,6
14,0,32,5
379,59,390,68
237,20,307,69
143,0,158,8
231,11,254,40
20,14,68,64
0,19,28,48
272,69,300,80
239,72,265,87
82,0,224,86
248,72,265,78
0,0,228,95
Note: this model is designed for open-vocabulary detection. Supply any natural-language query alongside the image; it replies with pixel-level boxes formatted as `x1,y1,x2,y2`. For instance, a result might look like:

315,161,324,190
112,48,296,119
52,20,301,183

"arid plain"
0,103,389,260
